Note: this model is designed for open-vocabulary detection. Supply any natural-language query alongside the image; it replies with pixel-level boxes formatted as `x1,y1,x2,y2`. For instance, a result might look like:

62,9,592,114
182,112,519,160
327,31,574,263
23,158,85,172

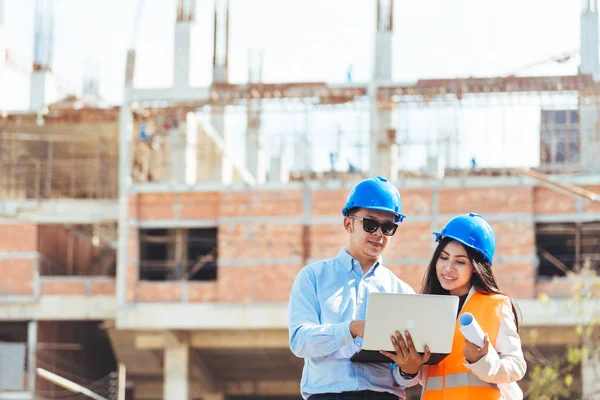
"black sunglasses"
348,216,398,236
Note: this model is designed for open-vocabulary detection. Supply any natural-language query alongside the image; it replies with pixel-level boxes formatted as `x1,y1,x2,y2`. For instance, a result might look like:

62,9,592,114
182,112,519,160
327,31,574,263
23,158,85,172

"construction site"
0,0,600,399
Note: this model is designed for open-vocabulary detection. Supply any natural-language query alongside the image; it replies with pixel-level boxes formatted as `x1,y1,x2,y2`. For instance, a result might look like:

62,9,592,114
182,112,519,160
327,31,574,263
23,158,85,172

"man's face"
345,208,397,260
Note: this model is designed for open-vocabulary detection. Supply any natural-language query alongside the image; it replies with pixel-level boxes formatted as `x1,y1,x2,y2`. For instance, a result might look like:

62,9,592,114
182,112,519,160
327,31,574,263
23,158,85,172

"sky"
0,0,589,172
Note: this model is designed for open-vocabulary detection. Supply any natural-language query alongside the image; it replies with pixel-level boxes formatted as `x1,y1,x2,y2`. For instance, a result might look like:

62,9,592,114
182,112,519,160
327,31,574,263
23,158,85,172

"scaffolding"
0,131,118,200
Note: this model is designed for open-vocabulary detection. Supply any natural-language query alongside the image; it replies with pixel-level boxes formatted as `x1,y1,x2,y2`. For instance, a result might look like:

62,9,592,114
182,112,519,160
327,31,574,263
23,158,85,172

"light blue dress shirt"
288,248,420,399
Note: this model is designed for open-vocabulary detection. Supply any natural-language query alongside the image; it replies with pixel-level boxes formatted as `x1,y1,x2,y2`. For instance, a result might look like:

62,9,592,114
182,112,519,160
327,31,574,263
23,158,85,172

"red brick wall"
127,185,548,302
112,179,600,303
533,187,577,214
8,182,596,302
439,187,533,215
583,185,600,214
39,278,115,296
219,223,304,260
0,224,38,296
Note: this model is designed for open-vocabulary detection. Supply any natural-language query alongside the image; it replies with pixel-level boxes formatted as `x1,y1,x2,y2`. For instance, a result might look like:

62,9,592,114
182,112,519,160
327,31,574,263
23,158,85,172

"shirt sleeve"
391,364,422,388
464,298,527,384
288,267,354,359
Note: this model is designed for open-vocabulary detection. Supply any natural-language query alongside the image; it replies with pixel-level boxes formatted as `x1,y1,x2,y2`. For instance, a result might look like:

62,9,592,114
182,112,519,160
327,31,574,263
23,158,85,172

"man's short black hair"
345,207,359,217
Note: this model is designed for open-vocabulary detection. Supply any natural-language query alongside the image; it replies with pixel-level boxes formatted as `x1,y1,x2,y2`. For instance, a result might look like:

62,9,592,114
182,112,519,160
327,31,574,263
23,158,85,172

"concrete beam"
133,379,298,399
118,299,600,330
164,330,189,347
0,200,118,223
129,87,210,103
0,296,117,320
116,303,287,330
137,326,585,350
225,380,300,396
135,330,288,349
520,326,581,346
0,393,32,400
190,329,288,349
134,380,206,400
128,174,600,193
135,334,165,349
518,298,600,326
130,212,600,227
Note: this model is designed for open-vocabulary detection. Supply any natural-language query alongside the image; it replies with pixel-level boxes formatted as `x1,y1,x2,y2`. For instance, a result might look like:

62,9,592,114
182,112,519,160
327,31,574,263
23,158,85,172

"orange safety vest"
421,291,506,400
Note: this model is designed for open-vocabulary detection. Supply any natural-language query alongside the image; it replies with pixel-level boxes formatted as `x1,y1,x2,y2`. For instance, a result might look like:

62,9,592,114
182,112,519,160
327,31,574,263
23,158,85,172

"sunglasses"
348,216,398,236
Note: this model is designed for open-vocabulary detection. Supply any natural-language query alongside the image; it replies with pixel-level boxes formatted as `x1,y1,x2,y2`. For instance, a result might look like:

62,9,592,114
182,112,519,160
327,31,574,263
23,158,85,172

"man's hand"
350,320,366,338
463,333,489,364
380,331,430,375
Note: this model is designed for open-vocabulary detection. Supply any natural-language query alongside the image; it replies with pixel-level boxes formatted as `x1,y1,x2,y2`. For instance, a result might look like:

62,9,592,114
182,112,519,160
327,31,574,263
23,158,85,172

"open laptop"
350,292,459,365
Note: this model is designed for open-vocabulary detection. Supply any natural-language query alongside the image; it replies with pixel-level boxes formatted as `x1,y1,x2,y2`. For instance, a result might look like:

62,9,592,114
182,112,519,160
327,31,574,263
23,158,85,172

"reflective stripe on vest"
424,373,500,391
425,376,443,391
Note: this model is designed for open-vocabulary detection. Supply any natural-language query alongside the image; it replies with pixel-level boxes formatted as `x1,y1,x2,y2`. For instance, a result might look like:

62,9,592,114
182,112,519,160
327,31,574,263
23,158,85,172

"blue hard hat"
341,176,406,223
433,213,496,265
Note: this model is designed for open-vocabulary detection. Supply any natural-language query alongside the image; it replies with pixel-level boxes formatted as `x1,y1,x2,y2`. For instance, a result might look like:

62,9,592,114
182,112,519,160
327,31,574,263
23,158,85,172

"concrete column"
172,112,201,185
582,350,600,399
27,321,37,396
174,0,195,88
369,84,397,180
268,157,289,183
580,0,600,79
163,337,190,400
247,108,266,184
174,21,192,89
185,112,198,184
369,0,397,179
578,97,600,173
373,32,392,81
211,109,232,185
116,49,135,306
578,1,600,174
0,0,5,112
203,392,224,400
246,50,266,184
211,0,232,185
212,0,229,83
30,70,55,112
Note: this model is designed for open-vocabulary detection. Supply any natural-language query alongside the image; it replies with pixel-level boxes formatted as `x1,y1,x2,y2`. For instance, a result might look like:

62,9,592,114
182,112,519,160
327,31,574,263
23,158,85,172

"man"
288,176,430,400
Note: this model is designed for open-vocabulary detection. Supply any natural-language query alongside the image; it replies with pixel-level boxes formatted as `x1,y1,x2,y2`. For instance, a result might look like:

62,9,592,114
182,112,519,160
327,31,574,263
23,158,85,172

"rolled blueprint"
458,312,523,400
459,312,485,347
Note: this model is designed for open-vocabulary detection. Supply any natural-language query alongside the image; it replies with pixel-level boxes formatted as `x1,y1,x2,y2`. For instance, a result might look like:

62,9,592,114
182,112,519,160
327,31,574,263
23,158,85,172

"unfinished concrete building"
1,0,600,399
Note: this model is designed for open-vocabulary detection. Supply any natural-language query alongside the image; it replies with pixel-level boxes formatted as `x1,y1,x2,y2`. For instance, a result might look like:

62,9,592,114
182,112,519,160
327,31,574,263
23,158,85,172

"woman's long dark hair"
421,236,521,331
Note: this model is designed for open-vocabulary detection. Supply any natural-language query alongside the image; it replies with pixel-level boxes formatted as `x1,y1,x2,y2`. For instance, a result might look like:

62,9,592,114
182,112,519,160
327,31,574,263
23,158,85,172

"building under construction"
0,0,599,399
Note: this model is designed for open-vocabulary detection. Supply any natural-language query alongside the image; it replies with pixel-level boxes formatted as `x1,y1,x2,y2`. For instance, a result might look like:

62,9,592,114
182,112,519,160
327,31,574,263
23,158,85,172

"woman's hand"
380,331,431,375
463,333,489,364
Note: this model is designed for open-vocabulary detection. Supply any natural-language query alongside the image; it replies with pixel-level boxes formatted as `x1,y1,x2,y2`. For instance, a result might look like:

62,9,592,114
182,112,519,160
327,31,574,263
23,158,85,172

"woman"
386,212,527,399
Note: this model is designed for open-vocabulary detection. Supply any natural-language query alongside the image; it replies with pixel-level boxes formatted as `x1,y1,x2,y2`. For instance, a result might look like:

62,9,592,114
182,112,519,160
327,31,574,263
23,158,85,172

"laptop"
350,292,459,365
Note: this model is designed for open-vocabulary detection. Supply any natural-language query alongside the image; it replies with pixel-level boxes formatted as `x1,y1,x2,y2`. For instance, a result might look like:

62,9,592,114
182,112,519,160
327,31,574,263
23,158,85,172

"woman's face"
435,240,473,296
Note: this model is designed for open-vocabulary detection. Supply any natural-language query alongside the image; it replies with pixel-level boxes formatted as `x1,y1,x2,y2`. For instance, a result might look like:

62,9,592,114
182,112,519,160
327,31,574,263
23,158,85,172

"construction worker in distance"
388,213,526,399
288,176,428,400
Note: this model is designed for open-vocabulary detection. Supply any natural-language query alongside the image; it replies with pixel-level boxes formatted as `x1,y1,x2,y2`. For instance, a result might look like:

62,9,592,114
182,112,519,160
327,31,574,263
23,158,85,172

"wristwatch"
398,368,418,379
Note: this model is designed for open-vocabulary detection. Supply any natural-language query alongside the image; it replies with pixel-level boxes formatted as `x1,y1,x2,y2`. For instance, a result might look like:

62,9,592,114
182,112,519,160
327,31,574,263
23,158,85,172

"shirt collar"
336,248,382,273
